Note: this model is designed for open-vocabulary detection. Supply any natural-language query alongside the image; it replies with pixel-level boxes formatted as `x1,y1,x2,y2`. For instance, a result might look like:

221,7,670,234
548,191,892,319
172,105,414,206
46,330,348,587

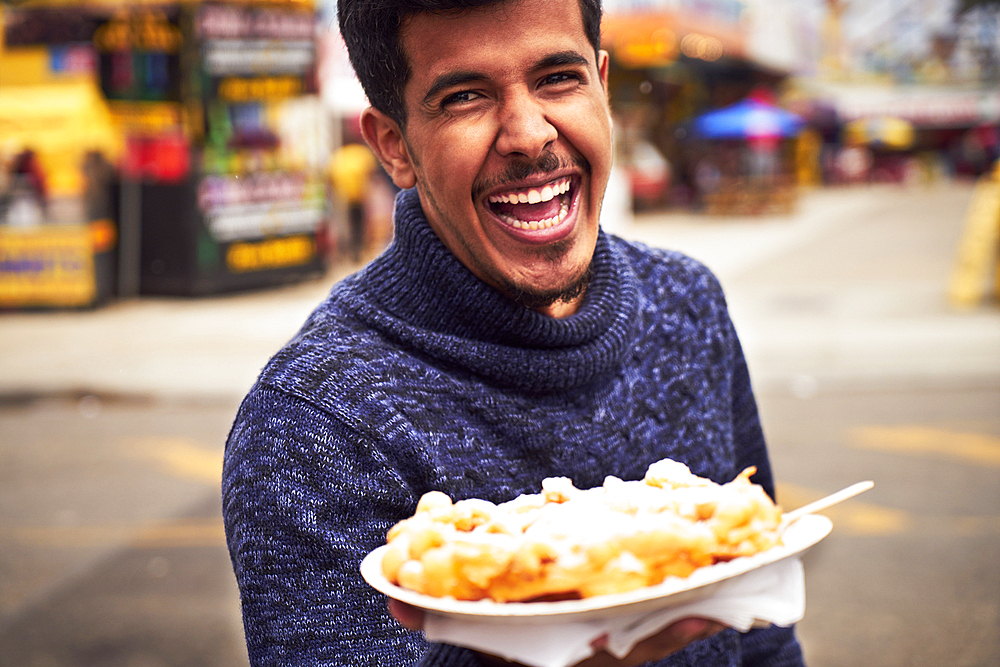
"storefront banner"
198,172,325,243
197,3,315,41
0,226,96,308
809,82,1000,128
203,40,314,77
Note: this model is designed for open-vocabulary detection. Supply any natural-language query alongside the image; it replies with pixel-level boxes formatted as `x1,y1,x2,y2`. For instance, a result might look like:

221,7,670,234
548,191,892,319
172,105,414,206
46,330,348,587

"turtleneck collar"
344,188,640,392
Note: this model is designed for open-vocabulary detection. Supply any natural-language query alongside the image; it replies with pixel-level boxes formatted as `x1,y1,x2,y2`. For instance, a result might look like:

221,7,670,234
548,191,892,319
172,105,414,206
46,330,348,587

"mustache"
473,152,589,201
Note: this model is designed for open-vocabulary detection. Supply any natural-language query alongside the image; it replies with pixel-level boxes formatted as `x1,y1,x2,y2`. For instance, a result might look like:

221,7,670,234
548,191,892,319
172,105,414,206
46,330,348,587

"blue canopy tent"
691,96,804,215
693,98,805,140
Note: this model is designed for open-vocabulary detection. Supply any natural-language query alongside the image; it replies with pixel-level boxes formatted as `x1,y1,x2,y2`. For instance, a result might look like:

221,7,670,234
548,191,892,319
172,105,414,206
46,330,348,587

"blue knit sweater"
222,188,804,667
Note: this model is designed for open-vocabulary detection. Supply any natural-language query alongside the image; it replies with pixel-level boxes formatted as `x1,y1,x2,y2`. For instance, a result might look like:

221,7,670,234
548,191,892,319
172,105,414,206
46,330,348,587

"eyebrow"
422,71,489,106
421,50,592,106
536,51,590,70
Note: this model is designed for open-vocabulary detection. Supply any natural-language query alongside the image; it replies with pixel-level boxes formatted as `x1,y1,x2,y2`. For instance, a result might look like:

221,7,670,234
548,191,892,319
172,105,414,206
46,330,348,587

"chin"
500,258,593,310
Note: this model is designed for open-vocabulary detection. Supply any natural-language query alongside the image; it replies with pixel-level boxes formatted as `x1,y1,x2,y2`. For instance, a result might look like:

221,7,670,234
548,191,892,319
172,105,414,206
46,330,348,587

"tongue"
493,196,562,223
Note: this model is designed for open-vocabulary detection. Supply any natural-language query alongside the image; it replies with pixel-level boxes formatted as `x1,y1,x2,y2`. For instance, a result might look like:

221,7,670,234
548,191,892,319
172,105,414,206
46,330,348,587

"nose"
494,90,557,160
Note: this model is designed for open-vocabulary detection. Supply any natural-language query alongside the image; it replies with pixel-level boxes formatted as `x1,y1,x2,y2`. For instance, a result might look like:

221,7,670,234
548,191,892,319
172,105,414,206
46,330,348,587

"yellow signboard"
109,100,187,135
0,226,97,308
225,235,315,273
93,10,182,54
217,76,304,103
0,80,122,197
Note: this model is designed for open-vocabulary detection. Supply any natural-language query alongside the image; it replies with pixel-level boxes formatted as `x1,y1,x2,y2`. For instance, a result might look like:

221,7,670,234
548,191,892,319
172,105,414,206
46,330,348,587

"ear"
597,49,610,92
360,107,416,190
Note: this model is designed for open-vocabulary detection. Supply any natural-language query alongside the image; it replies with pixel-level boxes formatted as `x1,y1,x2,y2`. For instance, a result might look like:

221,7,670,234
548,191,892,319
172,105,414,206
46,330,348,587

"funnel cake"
380,459,783,602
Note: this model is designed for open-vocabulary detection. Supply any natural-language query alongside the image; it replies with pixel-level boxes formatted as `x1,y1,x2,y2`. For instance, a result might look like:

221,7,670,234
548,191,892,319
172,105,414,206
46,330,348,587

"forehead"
400,0,592,89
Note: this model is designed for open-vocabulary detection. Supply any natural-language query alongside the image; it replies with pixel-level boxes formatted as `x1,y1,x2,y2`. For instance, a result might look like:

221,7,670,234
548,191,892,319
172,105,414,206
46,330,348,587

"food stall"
97,0,331,295
599,8,794,211
0,72,122,308
1,0,331,301
690,94,804,214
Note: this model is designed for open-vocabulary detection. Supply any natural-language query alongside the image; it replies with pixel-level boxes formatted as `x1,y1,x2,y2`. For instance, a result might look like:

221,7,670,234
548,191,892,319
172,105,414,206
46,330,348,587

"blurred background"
1,0,998,665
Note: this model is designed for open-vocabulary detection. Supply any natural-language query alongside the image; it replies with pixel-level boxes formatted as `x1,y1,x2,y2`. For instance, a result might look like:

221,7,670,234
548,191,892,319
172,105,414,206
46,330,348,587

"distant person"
3,149,48,226
694,156,722,199
747,136,780,185
329,141,377,262
10,149,47,206
836,145,872,185
223,0,804,665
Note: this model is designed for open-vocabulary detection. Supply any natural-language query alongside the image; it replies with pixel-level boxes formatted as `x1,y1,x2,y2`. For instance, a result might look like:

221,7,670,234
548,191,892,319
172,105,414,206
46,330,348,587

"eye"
441,90,483,107
541,71,583,87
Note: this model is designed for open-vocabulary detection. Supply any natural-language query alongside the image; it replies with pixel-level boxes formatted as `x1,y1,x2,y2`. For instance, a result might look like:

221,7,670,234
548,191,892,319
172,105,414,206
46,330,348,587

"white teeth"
486,177,573,231
488,177,571,206
497,195,570,231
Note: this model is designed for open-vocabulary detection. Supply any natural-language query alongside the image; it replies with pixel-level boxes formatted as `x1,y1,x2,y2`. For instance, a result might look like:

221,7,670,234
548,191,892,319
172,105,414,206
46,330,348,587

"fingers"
388,599,425,631
622,618,725,665
662,617,725,645
578,617,726,667
387,599,723,667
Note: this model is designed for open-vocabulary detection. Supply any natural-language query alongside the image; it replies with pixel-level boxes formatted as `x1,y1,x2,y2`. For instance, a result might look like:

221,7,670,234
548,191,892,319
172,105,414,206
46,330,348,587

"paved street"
1,181,998,666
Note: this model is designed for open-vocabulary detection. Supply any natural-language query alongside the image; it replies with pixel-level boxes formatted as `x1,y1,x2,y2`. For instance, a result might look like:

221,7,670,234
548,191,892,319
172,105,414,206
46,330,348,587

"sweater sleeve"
221,386,482,667
739,626,805,667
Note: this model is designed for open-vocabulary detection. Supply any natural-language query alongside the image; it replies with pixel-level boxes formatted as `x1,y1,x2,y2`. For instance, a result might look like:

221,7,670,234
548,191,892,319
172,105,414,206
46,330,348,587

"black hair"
337,0,602,128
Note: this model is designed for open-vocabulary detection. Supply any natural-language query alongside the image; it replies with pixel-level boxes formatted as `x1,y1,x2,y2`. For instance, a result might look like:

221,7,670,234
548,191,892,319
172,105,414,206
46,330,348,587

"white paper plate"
360,514,832,623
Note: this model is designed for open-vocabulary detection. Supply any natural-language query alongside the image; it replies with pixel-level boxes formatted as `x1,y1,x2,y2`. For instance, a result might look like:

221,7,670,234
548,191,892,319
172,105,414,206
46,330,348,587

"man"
329,138,377,262
222,0,805,665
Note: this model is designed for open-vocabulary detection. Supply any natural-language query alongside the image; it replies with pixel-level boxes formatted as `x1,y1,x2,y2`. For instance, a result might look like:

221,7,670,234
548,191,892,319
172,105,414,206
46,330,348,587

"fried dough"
381,459,782,602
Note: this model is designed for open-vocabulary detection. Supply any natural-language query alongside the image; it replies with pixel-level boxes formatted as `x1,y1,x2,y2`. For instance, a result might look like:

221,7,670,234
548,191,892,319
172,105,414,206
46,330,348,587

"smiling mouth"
486,177,574,230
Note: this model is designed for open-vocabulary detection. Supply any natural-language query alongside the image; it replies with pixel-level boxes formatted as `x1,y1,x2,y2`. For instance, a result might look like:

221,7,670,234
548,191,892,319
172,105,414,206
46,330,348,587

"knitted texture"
222,188,805,667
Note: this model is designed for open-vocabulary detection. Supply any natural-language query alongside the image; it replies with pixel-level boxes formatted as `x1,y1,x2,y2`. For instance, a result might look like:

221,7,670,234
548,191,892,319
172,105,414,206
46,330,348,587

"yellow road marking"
776,482,911,536
123,437,223,484
850,426,1000,468
948,515,1000,536
10,518,225,549
10,496,998,553
133,519,225,547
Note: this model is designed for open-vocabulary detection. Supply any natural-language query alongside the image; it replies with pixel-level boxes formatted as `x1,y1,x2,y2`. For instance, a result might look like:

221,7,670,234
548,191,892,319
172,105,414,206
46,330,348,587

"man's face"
374,0,612,317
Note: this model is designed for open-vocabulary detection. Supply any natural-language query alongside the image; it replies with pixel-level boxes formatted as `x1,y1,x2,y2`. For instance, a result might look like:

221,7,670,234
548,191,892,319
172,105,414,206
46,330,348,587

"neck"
534,294,584,318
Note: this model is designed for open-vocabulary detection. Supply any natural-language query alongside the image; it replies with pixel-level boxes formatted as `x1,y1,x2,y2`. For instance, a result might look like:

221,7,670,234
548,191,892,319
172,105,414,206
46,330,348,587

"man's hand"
388,599,426,631
581,617,724,667
387,600,724,666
